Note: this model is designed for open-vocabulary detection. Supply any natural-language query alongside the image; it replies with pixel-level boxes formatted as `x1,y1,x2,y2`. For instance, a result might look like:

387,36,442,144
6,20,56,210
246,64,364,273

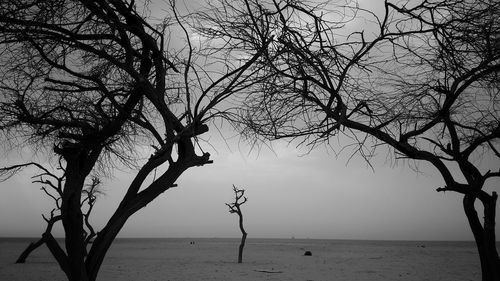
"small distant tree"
226,185,248,263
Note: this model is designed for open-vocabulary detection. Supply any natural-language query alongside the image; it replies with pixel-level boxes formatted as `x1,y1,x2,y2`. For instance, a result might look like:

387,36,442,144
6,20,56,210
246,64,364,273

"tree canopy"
198,0,500,280
0,1,269,280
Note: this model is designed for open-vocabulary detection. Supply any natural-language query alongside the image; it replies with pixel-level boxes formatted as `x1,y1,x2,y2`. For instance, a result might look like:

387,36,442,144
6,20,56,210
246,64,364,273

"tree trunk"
238,232,247,263
62,195,89,281
237,211,247,263
85,206,132,281
15,238,45,263
16,215,61,264
86,161,190,281
43,232,70,277
463,193,500,281
60,168,89,281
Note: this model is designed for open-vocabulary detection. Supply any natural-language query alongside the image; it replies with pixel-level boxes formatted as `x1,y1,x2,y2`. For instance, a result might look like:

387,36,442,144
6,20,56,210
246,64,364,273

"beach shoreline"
0,238,481,281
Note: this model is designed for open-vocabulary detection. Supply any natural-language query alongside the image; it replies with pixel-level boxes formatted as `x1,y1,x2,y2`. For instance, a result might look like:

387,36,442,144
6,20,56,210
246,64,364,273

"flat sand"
0,238,480,281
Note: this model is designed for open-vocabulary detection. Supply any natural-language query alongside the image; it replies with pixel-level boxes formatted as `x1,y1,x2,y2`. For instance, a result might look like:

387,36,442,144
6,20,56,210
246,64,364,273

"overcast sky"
1,129,498,240
0,0,499,241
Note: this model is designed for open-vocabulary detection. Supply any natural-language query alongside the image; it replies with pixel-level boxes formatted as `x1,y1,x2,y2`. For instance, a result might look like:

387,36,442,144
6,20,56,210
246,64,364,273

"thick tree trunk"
463,193,500,281
15,238,45,263
62,192,89,281
483,192,500,281
60,161,90,281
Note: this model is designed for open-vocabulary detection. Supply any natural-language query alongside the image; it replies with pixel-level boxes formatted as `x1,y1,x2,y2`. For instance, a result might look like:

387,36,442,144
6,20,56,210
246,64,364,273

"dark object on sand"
255,269,283,273
304,251,312,256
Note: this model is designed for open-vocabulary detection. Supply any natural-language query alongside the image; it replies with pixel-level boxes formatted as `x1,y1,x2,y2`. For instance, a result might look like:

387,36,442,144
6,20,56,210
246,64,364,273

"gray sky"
0,0,499,241
1,129,498,240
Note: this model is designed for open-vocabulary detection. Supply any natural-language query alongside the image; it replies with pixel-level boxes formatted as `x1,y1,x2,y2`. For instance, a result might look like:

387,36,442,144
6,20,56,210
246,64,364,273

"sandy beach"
0,238,481,281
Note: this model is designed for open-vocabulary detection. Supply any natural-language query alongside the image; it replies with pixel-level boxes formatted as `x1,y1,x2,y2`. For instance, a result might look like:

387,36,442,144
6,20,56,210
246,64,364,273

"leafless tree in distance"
226,184,248,263
199,0,500,280
0,1,269,280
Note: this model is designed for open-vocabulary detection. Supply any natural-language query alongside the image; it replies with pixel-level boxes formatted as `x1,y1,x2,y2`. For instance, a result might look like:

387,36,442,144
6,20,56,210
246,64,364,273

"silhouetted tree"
0,1,269,280
16,169,102,264
200,0,500,280
226,185,248,263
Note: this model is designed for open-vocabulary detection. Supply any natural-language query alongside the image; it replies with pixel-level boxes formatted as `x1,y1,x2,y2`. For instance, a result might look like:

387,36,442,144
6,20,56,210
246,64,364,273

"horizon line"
0,236,478,242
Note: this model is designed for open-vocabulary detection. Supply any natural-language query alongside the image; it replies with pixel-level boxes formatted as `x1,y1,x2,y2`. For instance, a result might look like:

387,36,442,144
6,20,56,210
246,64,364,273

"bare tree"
13,162,64,263
226,184,248,263
200,0,500,280
15,165,103,264
0,1,269,280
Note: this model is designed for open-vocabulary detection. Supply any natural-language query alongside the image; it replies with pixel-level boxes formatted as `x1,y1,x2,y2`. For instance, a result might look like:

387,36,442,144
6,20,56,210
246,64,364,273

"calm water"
0,237,484,256
0,237,485,256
